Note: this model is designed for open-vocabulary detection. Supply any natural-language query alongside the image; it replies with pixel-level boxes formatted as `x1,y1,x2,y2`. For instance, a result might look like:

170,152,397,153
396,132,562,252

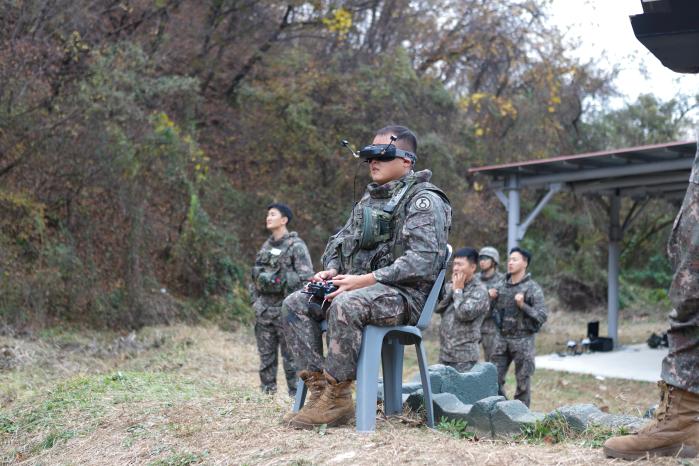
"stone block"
464,395,505,438
550,404,602,432
549,404,645,433
490,400,542,438
589,413,646,432
432,392,472,423
435,363,498,404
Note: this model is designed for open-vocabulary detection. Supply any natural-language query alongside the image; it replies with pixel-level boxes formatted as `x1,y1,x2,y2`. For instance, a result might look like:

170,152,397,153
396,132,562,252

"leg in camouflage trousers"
284,283,410,381
492,336,536,407
255,309,297,395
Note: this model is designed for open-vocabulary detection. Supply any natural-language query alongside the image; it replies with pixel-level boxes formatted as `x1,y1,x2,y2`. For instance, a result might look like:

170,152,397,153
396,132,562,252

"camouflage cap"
478,246,500,265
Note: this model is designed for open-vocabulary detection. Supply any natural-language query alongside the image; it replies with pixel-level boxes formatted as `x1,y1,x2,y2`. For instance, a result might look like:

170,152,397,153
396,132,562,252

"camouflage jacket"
478,270,505,334
321,169,451,318
667,152,699,324
436,279,489,362
250,231,314,309
493,273,548,338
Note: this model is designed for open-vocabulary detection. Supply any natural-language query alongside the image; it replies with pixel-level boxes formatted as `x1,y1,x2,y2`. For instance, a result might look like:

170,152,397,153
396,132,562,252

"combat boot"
603,381,699,460
289,371,354,429
281,370,326,424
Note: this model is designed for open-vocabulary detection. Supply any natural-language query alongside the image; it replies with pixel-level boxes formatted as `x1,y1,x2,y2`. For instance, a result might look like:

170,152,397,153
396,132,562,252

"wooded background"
1,0,695,329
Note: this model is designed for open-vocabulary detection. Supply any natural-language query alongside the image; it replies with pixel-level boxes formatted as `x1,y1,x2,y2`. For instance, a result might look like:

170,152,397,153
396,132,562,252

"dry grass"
0,318,693,466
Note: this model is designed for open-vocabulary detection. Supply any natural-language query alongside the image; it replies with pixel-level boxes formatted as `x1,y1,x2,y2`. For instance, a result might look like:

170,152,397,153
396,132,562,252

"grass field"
0,307,693,465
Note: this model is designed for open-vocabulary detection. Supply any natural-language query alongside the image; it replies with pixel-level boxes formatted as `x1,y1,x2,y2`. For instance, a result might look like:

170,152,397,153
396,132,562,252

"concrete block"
589,413,647,432
490,400,542,438
464,395,505,438
432,392,472,423
549,404,604,432
437,363,499,404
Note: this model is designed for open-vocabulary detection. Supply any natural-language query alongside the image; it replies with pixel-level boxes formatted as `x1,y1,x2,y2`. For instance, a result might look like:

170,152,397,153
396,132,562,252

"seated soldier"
435,247,489,372
281,125,451,429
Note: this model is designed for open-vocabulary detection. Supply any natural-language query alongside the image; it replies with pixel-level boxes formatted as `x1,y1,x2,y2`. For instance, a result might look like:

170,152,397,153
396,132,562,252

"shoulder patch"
414,196,432,211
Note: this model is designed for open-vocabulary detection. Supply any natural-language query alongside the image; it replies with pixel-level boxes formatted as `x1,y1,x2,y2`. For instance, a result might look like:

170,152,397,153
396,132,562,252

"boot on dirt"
603,381,699,460
281,370,326,424
289,371,354,429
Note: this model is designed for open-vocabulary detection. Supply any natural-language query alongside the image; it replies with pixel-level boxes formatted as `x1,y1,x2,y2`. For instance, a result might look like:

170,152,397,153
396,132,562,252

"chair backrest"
416,244,452,330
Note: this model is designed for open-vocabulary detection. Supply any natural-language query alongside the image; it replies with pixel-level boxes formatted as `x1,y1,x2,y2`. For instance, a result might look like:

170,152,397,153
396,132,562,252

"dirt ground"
0,315,694,465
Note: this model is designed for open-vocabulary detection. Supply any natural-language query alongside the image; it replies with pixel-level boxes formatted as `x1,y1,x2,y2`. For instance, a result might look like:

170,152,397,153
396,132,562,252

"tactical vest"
252,239,294,295
334,177,450,275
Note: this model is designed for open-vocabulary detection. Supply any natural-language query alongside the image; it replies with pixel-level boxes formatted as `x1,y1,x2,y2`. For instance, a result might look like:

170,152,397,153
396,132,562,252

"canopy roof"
469,140,696,200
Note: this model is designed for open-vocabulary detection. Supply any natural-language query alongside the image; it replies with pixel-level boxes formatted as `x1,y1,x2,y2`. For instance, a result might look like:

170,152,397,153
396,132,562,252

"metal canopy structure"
468,140,697,347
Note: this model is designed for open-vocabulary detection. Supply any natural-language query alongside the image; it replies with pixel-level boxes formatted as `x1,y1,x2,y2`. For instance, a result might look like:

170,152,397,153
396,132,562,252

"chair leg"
356,329,384,432
415,341,435,428
381,337,405,415
292,378,307,412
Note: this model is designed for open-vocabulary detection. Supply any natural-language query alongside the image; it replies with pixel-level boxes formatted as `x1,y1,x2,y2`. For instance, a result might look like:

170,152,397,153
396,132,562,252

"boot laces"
655,383,674,424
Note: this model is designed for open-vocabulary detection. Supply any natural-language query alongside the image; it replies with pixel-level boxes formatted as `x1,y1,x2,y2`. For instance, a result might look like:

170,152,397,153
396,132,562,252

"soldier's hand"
515,292,525,309
452,271,466,290
489,288,498,299
312,269,338,282
326,273,376,299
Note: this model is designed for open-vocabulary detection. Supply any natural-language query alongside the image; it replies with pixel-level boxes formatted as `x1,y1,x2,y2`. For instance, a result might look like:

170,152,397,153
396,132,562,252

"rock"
550,404,645,432
464,395,505,438
550,404,602,432
592,413,646,432
432,393,472,422
402,382,424,395
423,362,498,404
490,400,543,438
423,364,446,393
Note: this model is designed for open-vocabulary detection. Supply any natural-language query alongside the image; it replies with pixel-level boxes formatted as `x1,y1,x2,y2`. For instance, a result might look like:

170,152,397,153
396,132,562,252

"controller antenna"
341,139,359,158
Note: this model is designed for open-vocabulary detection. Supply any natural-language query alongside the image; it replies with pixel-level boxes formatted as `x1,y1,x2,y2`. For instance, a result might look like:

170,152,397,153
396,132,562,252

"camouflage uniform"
283,170,451,382
491,273,547,407
251,231,314,394
436,279,489,372
478,270,505,362
662,151,699,395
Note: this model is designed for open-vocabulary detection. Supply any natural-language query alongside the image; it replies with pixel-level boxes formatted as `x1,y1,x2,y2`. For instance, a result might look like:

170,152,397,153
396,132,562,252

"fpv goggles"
358,144,416,163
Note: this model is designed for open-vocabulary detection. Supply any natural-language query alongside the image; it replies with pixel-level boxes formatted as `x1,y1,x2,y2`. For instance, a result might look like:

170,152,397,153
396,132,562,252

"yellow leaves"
151,112,209,183
475,127,484,137
473,181,485,192
547,106,556,113
322,8,352,38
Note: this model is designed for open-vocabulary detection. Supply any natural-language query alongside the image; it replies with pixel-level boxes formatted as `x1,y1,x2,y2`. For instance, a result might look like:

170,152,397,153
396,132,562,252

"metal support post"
608,191,622,348
506,176,520,253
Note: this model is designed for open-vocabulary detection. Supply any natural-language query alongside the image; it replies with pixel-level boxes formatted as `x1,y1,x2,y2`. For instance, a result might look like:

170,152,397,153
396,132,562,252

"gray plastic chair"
293,245,452,431
355,244,451,432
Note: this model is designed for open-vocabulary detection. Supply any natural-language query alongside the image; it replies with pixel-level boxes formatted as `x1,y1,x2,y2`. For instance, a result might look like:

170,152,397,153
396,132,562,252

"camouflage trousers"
254,305,297,395
442,359,477,373
481,330,501,363
282,283,411,382
491,335,536,407
662,182,699,394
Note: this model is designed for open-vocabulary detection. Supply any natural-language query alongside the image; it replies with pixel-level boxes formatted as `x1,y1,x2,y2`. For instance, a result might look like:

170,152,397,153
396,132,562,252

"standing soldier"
250,203,314,396
435,247,489,372
478,246,505,362
281,125,451,429
603,148,699,459
491,247,547,408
